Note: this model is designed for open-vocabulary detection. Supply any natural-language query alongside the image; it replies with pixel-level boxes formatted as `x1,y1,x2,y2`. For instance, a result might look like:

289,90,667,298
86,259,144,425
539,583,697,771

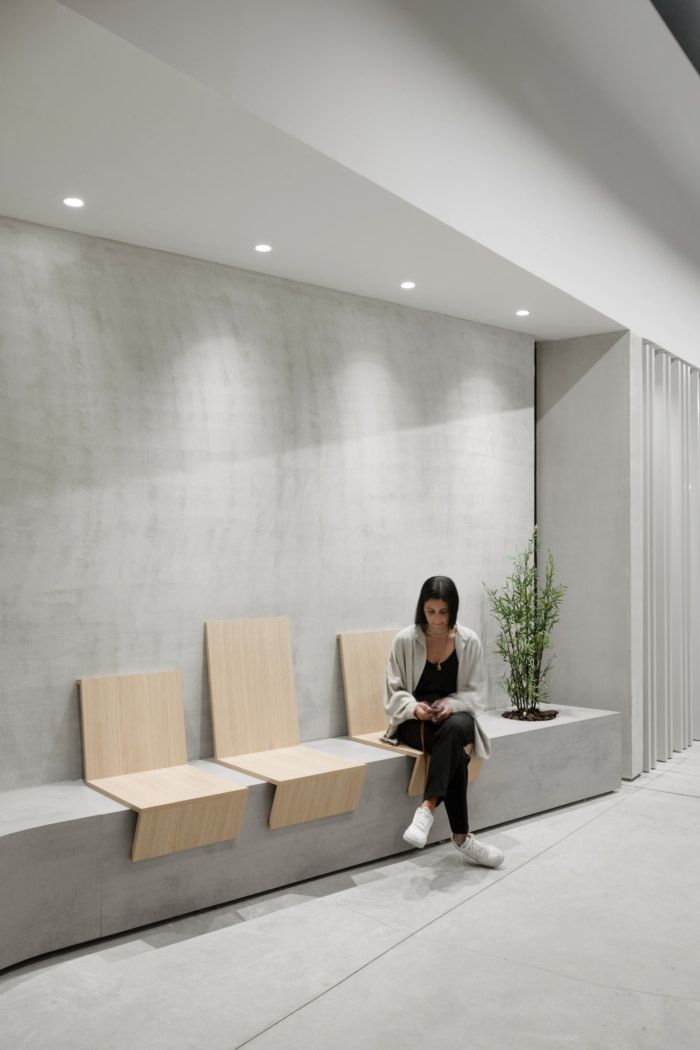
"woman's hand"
431,701,454,722
415,701,454,722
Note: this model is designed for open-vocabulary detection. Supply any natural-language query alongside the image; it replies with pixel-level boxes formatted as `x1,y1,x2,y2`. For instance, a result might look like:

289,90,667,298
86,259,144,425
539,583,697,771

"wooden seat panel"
206,618,366,827
79,672,248,861
205,618,300,755
89,764,247,810
80,670,187,780
217,745,363,784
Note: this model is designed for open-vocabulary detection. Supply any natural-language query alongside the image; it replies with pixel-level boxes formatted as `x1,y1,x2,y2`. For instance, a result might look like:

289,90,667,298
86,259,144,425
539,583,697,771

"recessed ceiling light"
255,244,272,253
516,309,530,317
401,281,416,290
63,197,84,208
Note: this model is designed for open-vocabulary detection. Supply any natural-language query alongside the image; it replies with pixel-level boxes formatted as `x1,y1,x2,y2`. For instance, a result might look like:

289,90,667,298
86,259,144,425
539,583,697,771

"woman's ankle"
452,833,468,846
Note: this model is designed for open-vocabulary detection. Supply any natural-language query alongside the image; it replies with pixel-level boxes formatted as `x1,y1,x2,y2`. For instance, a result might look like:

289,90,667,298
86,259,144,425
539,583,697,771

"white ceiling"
2,0,695,344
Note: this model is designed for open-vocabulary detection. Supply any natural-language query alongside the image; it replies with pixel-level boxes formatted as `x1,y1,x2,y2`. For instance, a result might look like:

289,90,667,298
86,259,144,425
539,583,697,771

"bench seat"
206,618,366,828
88,764,248,860
79,670,248,861
1,706,621,969
217,745,365,829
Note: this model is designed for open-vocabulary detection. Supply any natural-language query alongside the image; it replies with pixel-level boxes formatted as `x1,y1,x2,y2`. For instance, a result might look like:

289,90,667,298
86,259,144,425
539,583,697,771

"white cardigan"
383,623,491,759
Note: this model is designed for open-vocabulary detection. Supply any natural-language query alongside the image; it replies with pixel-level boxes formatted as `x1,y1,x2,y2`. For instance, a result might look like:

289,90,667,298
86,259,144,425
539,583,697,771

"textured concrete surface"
472,705,621,829
0,216,533,790
0,710,620,968
2,744,697,1050
537,332,642,778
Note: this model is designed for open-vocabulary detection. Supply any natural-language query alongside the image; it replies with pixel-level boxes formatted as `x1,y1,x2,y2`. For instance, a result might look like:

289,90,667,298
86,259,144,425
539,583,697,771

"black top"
414,649,458,704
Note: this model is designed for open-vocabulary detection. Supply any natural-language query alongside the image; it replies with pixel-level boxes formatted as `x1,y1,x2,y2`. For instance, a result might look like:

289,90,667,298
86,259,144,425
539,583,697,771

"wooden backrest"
205,617,300,756
79,670,187,780
337,629,398,736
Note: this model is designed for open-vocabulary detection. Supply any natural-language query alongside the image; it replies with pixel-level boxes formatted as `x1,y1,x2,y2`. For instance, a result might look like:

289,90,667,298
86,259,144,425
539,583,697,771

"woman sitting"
384,575,503,868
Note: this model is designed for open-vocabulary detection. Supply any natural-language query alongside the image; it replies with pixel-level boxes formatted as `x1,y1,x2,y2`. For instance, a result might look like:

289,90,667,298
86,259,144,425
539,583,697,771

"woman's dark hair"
414,576,459,629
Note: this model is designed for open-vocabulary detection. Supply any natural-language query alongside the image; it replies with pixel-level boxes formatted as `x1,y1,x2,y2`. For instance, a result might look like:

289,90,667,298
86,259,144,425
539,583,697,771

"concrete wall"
0,216,534,790
536,332,643,778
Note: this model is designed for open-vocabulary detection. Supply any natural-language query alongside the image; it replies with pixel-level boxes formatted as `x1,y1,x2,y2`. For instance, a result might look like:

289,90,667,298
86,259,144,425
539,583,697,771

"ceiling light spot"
401,281,416,290
255,244,272,253
63,197,84,208
516,309,530,317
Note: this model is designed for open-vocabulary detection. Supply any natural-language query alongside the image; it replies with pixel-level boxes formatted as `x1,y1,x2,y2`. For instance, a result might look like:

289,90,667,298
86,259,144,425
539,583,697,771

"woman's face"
423,599,450,632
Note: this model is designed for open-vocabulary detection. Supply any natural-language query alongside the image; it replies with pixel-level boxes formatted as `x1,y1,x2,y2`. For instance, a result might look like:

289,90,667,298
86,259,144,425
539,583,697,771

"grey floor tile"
2,897,411,1050
243,934,700,1050
641,768,700,798
416,790,700,1000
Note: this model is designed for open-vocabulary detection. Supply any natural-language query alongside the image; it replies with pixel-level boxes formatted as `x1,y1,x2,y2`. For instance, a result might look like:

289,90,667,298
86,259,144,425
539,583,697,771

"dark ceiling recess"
650,0,700,75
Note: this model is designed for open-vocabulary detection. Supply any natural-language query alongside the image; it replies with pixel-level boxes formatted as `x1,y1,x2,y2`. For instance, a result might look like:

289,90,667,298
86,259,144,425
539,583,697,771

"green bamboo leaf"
483,527,566,715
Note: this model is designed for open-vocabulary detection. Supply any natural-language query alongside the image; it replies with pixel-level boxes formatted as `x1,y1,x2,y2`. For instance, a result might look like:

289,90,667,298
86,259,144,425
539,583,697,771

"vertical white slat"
681,362,691,748
653,351,671,759
691,368,700,740
669,358,684,753
642,346,698,763
642,342,655,770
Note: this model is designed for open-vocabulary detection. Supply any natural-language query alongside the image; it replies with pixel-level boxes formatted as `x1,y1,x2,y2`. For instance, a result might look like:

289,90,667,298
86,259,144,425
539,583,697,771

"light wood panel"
206,618,300,755
338,629,398,736
218,745,363,784
206,618,366,826
79,671,248,860
80,670,187,780
89,764,245,809
267,766,365,829
89,766,248,861
218,746,366,829
218,751,366,828
129,793,246,861
338,630,482,789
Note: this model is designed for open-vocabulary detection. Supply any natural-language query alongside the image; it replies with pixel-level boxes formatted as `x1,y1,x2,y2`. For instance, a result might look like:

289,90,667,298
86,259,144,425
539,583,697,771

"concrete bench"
206,618,366,828
79,670,248,860
1,702,620,969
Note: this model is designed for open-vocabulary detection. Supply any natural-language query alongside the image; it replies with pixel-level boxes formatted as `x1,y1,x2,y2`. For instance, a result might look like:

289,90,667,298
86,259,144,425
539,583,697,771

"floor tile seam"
407,936,700,1005
640,753,698,779
637,785,700,800
228,924,425,1050
230,792,640,1049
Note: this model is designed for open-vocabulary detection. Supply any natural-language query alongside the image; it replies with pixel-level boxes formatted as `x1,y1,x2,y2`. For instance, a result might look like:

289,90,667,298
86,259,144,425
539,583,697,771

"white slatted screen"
642,344,699,768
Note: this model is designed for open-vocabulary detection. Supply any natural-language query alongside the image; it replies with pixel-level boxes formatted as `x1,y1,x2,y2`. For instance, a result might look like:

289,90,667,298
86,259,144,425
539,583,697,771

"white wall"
0,217,533,789
64,0,700,364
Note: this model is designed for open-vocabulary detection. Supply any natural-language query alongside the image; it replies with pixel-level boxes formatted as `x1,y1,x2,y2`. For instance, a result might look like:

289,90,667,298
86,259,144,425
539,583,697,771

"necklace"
426,629,452,670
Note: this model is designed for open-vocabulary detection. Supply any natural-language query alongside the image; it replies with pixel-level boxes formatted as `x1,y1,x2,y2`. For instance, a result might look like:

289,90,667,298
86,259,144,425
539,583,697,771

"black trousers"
397,712,475,835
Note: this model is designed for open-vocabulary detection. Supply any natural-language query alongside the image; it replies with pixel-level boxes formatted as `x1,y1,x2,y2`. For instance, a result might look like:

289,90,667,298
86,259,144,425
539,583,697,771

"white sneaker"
403,806,434,848
454,833,504,868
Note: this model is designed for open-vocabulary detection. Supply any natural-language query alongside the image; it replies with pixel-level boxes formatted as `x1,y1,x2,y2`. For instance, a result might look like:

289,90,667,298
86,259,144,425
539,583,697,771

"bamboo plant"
484,528,566,718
